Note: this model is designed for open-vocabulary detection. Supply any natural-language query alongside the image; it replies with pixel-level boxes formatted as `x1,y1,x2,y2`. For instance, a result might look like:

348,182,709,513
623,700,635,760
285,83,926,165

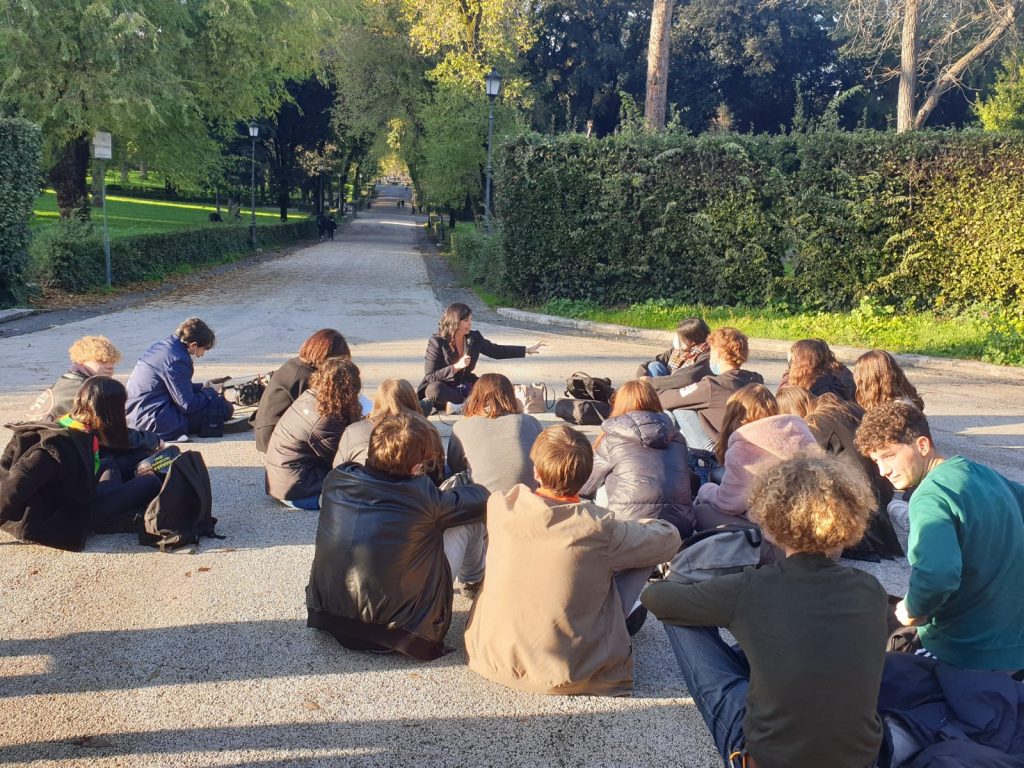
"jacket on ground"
580,410,694,535
464,486,681,695
306,463,489,660
264,390,351,501
658,368,764,443
696,414,820,517
126,335,216,440
253,357,316,453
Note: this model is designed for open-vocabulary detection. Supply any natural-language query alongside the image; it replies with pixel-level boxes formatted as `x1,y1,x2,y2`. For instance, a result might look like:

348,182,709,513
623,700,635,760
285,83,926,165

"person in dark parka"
126,318,233,441
25,335,121,422
253,329,351,453
306,413,489,660
417,303,545,414
777,338,856,401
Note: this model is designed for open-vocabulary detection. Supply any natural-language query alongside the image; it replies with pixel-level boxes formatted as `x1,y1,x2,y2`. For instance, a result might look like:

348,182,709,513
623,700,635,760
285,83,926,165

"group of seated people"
5,305,1024,767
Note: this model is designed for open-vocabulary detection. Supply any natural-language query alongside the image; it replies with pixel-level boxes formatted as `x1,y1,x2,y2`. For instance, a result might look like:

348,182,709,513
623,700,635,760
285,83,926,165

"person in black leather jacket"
306,413,489,660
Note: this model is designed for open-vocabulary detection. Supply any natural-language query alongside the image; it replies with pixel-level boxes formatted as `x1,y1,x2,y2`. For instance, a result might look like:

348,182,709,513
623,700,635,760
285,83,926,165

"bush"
0,118,42,305
29,219,317,292
450,223,506,296
496,130,1024,312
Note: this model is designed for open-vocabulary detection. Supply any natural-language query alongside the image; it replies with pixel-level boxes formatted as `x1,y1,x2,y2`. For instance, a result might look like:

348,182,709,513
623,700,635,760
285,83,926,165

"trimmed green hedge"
495,131,1024,312
0,118,42,305
29,219,317,292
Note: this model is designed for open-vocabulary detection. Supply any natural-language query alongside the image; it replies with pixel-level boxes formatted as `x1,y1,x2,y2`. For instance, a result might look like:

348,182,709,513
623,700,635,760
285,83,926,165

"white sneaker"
165,434,190,444
446,402,464,416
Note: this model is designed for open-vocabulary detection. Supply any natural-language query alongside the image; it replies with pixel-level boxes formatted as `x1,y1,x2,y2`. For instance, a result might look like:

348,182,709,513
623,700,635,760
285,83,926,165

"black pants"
422,381,474,408
185,395,235,435
93,459,163,533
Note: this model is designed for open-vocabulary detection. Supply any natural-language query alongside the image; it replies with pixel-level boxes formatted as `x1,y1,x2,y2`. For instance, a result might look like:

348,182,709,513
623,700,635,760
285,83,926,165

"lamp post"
483,67,502,229
248,121,259,248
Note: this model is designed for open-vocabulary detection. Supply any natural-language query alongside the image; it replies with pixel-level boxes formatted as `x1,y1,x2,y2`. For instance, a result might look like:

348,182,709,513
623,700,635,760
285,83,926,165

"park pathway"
0,190,1021,767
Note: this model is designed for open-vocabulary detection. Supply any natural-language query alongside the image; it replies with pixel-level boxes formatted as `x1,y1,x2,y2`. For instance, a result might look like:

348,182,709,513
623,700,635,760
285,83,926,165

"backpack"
554,397,610,426
139,450,222,551
665,524,762,585
564,371,614,403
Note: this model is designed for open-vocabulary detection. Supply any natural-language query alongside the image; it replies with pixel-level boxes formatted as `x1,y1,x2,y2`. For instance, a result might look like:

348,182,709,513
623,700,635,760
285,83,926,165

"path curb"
0,308,36,325
497,307,1024,383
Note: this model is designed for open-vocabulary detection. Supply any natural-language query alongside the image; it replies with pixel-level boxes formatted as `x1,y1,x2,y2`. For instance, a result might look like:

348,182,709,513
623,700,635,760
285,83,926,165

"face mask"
710,358,722,376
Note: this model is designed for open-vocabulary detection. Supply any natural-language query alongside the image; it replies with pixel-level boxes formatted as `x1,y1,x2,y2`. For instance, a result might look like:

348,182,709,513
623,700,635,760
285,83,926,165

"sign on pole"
92,132,113,286
92,131,112,160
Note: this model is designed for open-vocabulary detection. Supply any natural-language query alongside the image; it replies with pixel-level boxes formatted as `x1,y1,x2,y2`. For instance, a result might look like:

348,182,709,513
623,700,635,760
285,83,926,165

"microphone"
464,333,476,363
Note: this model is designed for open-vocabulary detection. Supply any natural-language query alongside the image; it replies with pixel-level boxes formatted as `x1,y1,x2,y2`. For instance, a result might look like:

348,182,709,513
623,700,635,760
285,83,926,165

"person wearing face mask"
636,317,713,394
125,318,234,441
25,336,123,422
658,327,764,453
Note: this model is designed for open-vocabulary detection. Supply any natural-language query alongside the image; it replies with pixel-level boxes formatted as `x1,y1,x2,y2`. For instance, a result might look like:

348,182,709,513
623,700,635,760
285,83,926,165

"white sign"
92,131,112,160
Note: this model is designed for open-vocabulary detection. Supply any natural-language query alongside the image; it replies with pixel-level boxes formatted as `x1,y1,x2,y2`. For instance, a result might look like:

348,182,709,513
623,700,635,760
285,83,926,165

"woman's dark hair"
309,357,363,422
175,317,216,350
676,317,711,347
298,329,350,368
438,302,472,344
70,376,132,450
788,338,844,390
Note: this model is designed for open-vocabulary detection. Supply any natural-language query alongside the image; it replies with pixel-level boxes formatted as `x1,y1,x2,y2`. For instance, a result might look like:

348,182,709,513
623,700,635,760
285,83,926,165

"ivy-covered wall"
0,118,42,305
493,131,1024,312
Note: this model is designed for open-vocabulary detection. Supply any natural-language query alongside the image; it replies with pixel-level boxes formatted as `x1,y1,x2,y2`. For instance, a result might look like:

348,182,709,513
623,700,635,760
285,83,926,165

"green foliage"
29,220,316,292
0,118,42,305
450,222,507,295
496,130,1024,314
975,59,1024,130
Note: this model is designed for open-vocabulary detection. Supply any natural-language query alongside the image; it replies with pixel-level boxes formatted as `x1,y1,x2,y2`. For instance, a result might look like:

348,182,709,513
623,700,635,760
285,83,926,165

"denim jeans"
281,495,321,511
672,409,716,452
647,361,671,377
443,521,487,584
663,623,749,767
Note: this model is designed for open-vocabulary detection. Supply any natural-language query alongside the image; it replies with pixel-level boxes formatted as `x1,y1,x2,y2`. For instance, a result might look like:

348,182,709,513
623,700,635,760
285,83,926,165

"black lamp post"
248,121,259,248
483,67,502,229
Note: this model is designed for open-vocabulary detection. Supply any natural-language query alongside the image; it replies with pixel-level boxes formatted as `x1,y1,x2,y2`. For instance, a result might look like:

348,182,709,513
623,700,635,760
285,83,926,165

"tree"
833,0,1023,131
645,0,675,131
975,56,1024,129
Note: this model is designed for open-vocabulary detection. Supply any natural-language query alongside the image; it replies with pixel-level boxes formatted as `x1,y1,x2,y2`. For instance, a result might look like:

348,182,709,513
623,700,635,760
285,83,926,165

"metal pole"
250,136,257,248
484,96,495,229
101,158,111,287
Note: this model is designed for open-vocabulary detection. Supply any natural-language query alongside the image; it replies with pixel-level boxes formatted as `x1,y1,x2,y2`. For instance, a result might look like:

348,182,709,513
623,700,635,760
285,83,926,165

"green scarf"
58,415,100,476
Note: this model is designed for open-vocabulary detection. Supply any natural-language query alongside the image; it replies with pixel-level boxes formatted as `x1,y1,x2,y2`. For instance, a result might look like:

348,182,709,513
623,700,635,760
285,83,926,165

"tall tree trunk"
139,159,148,179
645,0,675,132
49,137,91,220
896,0,920,133
119,159,129,183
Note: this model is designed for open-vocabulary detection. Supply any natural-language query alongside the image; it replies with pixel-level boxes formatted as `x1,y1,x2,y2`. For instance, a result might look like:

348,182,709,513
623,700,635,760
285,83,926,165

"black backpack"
554,398,610,426
139,450,223,551
564,371,614,403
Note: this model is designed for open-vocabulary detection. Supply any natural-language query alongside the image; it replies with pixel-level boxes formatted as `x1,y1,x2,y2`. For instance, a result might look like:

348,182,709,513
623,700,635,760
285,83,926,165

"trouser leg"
443,522,487,584
93,459,162,532
672,409,716,452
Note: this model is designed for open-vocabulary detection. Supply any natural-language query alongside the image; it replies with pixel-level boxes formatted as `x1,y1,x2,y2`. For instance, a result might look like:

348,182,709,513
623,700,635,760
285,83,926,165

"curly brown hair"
854,349,924,412
854,401,932,457
748,453,874,555
707,327,749,368
787,339,844,390
715,384,778,464
68,336,121,365
309,357,362,422
464,373,521,418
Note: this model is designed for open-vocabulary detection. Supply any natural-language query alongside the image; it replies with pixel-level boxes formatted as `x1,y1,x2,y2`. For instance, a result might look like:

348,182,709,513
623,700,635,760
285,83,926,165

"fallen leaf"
184,571,192,577
74,736,114,748
303,699,320,711
28,568,39,576
197,566,211,573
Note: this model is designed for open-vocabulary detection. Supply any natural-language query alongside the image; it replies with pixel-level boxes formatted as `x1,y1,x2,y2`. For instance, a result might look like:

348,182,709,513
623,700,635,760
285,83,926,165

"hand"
453,354,472,371
526,341,547,355
895,599,927,627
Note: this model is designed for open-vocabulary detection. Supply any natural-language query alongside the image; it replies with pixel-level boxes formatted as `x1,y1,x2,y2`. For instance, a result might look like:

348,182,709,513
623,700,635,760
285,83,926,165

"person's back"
264,389,347,501
253,356,315,453
447,412,543,493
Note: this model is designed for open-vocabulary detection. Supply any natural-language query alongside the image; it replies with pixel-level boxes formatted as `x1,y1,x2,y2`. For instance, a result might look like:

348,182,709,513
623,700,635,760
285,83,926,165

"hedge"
29,219,318,292
0,118,42,305
494,131,1024,312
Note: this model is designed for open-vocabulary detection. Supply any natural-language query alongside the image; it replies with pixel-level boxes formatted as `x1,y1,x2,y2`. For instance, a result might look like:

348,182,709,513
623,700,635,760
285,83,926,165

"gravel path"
1,193,1021,767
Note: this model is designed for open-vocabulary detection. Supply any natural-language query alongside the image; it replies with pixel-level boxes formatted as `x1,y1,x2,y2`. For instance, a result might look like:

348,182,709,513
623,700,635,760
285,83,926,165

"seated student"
658,327,763,453
126,318,233,441
306,414,489,660
643,453,889,768
265,358,362,510
26,335,121,421
778,338,856,401
334,378,432,468
580,379,693,536
1,377,164,550
856,402,1024,672
854,348,925,412
445,373,544,494
693,384,819,532
417,302,545,416
636,317,712,393
254,329,352,453
464,426,681,696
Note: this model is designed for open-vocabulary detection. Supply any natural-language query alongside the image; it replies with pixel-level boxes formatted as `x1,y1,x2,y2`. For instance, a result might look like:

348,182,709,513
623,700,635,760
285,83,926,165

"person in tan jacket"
464,425,681,696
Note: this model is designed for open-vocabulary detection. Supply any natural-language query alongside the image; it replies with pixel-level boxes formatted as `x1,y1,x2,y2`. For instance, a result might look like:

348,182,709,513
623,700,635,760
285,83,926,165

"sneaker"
446,402,464,416
625,603,648,637
460,580,483,600
419,398,434,417
165,434,190,444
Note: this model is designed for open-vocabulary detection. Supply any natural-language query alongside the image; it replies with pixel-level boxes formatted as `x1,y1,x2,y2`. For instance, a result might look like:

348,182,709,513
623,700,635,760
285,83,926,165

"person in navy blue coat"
126,318,233,441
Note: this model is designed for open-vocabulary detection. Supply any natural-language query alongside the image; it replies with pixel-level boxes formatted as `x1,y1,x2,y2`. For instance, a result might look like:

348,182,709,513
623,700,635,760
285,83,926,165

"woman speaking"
417,303,545,415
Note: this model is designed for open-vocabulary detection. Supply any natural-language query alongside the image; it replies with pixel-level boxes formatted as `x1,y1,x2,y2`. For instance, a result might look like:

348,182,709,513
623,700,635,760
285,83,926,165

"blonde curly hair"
748,453,874,555
68,336,121,365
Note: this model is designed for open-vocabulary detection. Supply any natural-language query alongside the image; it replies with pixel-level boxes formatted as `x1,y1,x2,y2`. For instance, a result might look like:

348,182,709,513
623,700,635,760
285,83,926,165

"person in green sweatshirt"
643,454,888,768
856,401,1024,672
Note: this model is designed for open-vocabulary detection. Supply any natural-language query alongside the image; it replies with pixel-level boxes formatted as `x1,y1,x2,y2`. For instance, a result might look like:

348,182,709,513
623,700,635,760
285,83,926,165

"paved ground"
1,190,1022,767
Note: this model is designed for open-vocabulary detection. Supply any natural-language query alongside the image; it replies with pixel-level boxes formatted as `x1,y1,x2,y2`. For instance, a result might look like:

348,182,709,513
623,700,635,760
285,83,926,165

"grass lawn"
32,190,304,237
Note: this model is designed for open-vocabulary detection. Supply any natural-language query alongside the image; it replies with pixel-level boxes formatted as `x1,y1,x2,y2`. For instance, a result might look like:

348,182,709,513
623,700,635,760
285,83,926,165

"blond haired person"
27,336,122,421
643,454,888,768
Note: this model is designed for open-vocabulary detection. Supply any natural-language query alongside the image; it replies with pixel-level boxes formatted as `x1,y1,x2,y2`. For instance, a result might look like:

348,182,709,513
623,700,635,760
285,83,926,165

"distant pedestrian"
326,215,337,240
316,213,328,241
